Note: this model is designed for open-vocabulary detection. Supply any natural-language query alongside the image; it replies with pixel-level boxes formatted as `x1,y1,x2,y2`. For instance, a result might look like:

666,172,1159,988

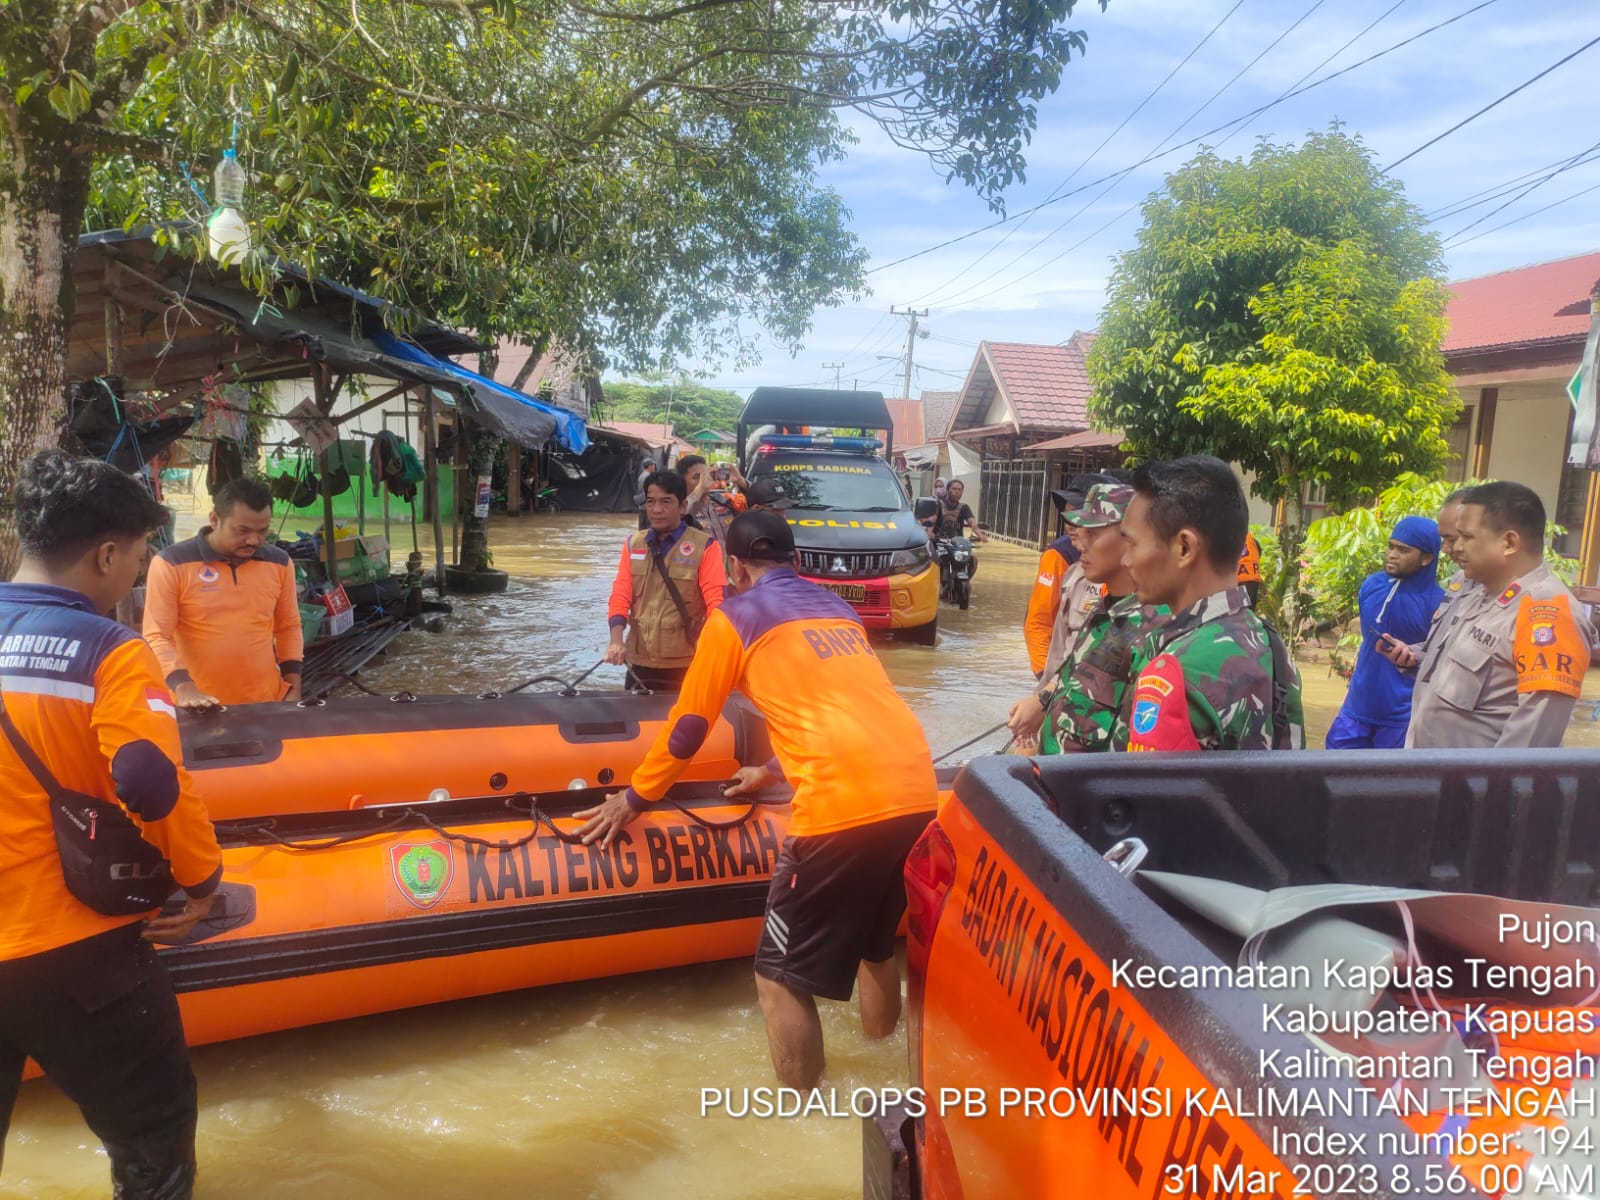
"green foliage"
600,379,746,437
1301,472,1578,631
59,0,1107,376
1087,128,1457,513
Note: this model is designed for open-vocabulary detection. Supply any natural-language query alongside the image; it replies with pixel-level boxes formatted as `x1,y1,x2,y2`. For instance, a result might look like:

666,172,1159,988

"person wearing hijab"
1326,516,1444,749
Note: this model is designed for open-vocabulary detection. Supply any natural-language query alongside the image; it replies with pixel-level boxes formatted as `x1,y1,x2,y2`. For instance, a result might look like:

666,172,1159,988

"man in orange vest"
606,469,726,691
579,511,935,1090
0,451,222,1199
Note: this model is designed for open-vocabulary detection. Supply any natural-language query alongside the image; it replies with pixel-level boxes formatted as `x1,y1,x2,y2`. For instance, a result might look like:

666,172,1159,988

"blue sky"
679,0,1600,402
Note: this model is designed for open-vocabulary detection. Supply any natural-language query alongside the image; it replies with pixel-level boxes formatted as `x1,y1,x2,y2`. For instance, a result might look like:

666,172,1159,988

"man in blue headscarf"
1326,516,1444,749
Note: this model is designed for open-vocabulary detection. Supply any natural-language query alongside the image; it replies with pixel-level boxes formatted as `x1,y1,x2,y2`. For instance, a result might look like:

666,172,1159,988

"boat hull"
181,692,767,820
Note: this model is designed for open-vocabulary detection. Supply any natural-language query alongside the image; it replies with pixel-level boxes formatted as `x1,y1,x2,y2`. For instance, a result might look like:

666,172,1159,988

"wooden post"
1472,387,1499,480
423,390,447,595
313,366,340,592
381,413,393,545
506,440,522,515
105,278,140,628
1579,473,1600,587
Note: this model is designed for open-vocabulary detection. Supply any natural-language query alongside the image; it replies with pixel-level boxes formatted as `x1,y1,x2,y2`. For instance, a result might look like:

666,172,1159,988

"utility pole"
822,361,844,389
891,306,928,401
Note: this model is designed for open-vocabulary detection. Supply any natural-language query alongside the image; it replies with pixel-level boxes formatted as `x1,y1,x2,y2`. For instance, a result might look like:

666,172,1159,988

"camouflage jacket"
1041,593,1167,753
1113,587,1305,752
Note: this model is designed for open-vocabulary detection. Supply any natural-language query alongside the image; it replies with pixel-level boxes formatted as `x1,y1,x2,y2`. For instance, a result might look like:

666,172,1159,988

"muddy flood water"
8,511,1600,1198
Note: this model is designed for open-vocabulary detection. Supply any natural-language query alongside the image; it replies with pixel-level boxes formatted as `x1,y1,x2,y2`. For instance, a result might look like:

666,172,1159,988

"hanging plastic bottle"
214,148,246,207
207,149,252,266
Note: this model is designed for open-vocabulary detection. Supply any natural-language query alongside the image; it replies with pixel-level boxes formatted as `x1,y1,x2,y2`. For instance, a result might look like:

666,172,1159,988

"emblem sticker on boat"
391,841,454,910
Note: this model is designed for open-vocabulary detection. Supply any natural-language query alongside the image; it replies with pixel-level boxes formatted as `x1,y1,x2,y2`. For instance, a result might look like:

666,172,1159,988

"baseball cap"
745,478,796,510
1051,473,1116,514
726,510,796,562
1064,482,1134,528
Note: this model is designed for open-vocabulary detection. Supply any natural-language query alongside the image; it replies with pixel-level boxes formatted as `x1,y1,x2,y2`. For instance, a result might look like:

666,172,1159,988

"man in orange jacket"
579,511,935,1089
143,477,303,708
0,451,222,1200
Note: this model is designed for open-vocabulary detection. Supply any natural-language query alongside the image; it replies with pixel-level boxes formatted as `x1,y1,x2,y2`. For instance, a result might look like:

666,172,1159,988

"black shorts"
754,811,931,1002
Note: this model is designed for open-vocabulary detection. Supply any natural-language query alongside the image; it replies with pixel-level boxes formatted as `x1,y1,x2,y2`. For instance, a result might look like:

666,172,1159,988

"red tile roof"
952,331,1098,434
1443,252,1600,355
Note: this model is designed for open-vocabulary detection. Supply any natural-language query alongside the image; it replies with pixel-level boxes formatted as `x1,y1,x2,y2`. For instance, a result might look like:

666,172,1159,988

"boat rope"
505,659,606,696
932,720,1014,764
223,790,790,853
225,811,417,851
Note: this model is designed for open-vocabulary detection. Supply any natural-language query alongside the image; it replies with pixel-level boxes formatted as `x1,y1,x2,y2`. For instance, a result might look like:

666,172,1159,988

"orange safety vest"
1237,532,1263,586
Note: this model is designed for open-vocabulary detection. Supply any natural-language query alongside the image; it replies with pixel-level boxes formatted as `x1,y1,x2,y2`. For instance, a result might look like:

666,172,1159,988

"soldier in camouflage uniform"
1007,483,1168,753
1114,456,1304,752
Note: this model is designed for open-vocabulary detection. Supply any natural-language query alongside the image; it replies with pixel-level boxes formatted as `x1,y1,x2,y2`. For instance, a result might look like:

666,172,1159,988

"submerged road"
7,511,1598,1197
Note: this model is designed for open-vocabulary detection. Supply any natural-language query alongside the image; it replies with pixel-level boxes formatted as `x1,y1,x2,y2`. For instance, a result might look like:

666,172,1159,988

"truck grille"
797,549,896,578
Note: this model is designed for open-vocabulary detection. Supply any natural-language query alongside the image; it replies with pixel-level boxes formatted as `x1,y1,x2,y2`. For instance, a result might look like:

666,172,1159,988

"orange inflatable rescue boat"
140,692,946,1049
181,691,766,819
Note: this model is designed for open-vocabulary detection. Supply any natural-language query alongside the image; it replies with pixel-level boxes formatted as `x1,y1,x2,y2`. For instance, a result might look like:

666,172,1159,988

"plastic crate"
298,602,325,646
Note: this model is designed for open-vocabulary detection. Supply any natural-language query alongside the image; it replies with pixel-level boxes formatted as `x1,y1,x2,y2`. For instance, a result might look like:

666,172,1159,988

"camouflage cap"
1064,482,1134,528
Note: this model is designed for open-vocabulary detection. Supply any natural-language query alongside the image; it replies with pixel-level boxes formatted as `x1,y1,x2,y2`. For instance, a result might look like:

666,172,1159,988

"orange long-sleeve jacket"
623,566,935,836
143,530,303,704
1024,533,1079,676
0,583,223,961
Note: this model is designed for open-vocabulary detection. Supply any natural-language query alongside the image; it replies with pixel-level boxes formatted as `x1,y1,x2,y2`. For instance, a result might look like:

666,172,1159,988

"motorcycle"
916,497,975,611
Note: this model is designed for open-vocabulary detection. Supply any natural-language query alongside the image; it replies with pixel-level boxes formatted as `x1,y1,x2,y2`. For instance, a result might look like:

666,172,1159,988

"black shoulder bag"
0,694,174,915
649,541,705,646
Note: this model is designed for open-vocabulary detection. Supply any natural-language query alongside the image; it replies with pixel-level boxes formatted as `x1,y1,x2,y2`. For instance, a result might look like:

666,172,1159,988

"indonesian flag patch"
145,687,177,718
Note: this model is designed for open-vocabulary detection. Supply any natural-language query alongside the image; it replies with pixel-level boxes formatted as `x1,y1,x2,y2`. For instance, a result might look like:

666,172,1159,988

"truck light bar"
755,434,884,453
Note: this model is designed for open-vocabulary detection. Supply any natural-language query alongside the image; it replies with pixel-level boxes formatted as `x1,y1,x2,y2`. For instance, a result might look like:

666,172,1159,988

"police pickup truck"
866,750,1600,1199
739,387,939,643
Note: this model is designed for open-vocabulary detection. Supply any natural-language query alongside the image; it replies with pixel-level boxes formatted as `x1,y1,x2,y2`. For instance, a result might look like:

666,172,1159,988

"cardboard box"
331,535,389,560
319,585,354,637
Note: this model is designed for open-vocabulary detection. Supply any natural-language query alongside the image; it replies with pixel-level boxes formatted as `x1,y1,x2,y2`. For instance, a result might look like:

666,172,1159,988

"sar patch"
1513,597,1590,697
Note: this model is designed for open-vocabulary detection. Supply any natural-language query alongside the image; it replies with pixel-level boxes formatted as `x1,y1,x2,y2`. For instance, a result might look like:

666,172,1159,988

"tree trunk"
0,112,94,577
457,424,502,572
1277,479,1306,642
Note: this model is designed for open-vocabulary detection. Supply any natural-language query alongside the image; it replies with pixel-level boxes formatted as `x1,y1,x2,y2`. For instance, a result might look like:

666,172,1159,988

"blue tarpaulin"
372,331,590,455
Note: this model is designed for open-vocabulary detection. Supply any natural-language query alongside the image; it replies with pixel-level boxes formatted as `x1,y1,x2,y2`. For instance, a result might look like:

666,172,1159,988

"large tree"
0,0,1105,569
1087,128,1456,628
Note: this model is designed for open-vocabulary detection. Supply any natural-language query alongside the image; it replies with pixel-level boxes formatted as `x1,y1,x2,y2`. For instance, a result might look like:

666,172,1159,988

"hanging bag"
0,694,173,915
648,543,705,646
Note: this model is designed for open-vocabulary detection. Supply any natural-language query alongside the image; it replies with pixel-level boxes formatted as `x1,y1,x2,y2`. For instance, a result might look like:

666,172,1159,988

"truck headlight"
890,544,932,572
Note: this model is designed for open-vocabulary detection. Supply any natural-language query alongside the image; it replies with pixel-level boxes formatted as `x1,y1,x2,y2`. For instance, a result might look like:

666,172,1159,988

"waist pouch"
1,695,173,916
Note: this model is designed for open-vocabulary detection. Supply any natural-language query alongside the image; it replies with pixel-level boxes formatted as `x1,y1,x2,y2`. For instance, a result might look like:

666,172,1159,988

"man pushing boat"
577,510,936,1091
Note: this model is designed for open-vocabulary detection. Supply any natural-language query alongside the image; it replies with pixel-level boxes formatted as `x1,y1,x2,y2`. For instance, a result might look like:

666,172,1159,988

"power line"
1444,179,1600,251
867,0,1505,277
1383,34,1600,172
930,0,1333,311
1439,138,1600,244
1210,0,1411,151
908,0,1249,306
1426,143,1600,222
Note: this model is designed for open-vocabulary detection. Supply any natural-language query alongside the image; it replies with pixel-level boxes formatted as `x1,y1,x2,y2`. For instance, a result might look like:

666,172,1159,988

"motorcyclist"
933,480,987,543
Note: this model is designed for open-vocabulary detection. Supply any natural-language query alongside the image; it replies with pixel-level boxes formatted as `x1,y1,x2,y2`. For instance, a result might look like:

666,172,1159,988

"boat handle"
1103,837,1148,878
